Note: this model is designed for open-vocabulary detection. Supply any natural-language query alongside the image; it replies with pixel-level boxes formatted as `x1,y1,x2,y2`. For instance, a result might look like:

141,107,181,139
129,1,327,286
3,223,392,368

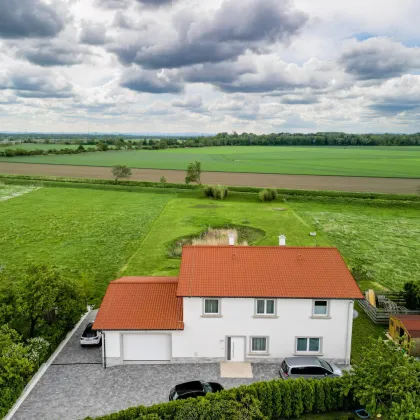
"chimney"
228,232,235,246
278,235,286,246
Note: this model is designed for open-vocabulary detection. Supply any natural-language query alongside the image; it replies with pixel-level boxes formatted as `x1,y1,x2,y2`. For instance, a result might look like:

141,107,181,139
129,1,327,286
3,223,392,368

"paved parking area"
12,312,280,420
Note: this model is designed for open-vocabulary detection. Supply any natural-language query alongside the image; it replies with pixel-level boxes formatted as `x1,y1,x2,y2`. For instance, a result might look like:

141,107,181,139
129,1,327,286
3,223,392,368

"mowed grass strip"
290,201,420,290
1,146,419,178
0,188,174,300
123,195,330,276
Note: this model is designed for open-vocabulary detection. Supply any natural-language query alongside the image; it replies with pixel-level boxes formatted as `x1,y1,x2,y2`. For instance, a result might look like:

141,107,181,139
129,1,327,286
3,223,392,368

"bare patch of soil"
0,162,419,194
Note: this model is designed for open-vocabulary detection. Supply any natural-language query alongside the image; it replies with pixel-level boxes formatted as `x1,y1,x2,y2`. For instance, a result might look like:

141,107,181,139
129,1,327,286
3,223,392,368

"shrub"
259,189,278,202
403,280,420,310
202,185,228,200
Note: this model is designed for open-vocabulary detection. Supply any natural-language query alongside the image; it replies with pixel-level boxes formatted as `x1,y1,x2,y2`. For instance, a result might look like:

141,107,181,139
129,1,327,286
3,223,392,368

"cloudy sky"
0,0,419,134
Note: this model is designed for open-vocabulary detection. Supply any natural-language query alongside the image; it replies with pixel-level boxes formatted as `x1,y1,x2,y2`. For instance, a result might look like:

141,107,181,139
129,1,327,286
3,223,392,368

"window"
255,299,276,315
296,337,321,353
203,298,220,315
291,366,326,375
251,337,268,353
312,300,329,317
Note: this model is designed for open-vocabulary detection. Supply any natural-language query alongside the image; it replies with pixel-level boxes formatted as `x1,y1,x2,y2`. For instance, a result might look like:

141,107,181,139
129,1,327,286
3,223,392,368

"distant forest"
1,131,420,148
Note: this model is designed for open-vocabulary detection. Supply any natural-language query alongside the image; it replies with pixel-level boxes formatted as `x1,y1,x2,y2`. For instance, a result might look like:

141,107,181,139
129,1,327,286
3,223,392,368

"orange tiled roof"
177,246,363,299
393,315,420,338
93,277,184,331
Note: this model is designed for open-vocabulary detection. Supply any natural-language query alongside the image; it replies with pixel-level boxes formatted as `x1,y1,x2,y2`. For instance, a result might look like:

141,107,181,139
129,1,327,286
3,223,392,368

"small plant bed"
168,224,266,257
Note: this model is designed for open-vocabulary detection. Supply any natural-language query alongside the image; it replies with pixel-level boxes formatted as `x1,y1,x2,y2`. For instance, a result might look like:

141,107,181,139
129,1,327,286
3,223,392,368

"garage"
122,334,171,362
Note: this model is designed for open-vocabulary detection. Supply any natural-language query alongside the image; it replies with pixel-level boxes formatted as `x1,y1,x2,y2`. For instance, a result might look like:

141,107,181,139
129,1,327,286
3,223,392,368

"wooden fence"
358,292,420,324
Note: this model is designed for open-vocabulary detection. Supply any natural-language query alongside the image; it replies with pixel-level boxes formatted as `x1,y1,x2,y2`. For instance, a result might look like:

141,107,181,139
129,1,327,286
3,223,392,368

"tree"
341,337,420,416
111,165,132,183
15,264,86,339
185,161,202,184
77,144,85,152
160,176,167,185
96,141,108,151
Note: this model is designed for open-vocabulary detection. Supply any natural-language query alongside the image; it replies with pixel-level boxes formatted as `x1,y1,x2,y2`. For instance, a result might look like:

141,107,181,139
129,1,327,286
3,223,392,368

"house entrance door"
227,336,245,362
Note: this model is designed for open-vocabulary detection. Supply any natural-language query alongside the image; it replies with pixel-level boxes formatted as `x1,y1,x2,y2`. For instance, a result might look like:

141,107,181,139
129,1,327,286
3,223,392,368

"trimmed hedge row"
85,377,353,420
0,173,418,202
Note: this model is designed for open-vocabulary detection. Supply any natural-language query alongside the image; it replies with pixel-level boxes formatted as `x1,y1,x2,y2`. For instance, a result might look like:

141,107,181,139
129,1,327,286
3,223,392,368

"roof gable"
177,246,363,299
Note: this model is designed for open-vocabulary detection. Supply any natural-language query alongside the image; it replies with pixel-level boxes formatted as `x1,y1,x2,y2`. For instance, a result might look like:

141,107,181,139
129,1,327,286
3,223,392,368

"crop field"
0,143,82,151
1,146,419,178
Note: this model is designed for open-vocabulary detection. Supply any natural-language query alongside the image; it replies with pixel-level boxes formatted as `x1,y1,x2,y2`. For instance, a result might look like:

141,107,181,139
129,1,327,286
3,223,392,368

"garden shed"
389,315,420,356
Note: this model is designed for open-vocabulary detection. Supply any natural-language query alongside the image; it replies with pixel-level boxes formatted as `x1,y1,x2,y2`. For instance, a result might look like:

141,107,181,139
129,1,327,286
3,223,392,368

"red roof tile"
393,315,420,338
177,246,363,299
93,277,183,331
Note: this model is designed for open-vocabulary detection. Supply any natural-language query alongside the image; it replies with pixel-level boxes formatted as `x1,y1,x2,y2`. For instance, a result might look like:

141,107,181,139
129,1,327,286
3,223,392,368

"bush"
84,377,353,420
259,189,278,202
202,185,228,200
403,281,420,310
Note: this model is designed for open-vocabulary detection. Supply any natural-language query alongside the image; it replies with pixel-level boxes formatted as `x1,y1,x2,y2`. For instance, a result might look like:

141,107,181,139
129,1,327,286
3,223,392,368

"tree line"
0,265,87,417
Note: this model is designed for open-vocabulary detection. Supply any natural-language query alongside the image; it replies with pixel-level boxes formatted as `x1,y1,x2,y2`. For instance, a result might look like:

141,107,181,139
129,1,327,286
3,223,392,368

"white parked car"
80,322,101,346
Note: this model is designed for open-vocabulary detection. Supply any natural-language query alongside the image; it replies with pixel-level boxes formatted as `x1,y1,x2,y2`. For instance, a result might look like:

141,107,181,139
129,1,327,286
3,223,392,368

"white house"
93,244,363,367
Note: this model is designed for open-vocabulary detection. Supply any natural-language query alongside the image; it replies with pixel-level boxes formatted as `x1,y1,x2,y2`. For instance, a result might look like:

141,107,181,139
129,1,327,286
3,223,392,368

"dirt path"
1,162,419,194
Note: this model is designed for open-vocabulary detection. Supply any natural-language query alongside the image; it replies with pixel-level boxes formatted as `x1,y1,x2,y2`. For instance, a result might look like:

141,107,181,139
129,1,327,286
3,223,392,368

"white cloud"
0,0,419,133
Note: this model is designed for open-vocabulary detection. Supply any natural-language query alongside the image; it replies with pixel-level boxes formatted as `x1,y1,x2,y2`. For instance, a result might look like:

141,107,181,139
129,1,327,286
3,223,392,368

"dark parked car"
279,357,343,379
169,380,224,401
80,322,101,346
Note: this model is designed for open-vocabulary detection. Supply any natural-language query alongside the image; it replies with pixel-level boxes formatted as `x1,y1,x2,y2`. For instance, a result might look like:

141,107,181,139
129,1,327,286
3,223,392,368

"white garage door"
122,334,171,361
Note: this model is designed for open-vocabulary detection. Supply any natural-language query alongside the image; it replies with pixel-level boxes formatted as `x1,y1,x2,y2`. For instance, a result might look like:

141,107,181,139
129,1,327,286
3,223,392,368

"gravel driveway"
12,312,280,420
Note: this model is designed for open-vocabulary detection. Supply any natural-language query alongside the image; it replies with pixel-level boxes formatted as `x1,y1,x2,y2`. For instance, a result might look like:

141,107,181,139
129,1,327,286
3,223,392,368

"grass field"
1,185,418,295
1,146,419,178
0,143,83,150
290,201,420,290
0,186,174,299
122,195,329,276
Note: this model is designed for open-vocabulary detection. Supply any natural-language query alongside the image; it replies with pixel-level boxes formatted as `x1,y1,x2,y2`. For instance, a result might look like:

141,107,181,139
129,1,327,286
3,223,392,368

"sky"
0,0,419,134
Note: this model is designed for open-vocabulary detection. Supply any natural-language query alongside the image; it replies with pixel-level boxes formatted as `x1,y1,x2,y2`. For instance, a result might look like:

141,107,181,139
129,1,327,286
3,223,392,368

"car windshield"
319,359,332,372
82,329,97,338
202,382,212,393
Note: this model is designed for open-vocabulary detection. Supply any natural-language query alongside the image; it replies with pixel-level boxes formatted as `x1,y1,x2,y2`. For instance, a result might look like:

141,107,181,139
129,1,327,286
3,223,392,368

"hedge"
84,377,354,420
0,174,418,203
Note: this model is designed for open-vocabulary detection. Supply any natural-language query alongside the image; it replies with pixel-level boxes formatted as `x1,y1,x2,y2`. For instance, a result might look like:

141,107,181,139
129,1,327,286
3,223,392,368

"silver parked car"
279,357,343,379
80,322,101,346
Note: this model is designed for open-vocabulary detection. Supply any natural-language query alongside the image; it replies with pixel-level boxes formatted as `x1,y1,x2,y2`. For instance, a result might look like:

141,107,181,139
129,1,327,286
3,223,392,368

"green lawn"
123,194,329,276
1,146,419,178
352,302,387,362
0,187,174,300
289,201,420,290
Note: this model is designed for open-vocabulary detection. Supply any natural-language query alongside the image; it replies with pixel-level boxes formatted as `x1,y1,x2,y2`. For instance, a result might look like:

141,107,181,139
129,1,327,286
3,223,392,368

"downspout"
344,301,353,365
102,331,107,369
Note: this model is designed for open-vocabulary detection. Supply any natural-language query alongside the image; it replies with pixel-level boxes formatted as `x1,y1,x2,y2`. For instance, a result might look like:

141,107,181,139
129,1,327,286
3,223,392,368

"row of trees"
0,265,87,417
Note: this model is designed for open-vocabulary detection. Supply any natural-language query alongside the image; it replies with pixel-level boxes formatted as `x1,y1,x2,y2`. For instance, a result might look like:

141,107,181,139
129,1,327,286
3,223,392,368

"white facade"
103,297,354,366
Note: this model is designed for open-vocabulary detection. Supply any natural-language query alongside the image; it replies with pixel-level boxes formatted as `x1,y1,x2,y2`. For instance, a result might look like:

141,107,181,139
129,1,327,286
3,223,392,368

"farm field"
1,146,420,178
0,143,82,151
